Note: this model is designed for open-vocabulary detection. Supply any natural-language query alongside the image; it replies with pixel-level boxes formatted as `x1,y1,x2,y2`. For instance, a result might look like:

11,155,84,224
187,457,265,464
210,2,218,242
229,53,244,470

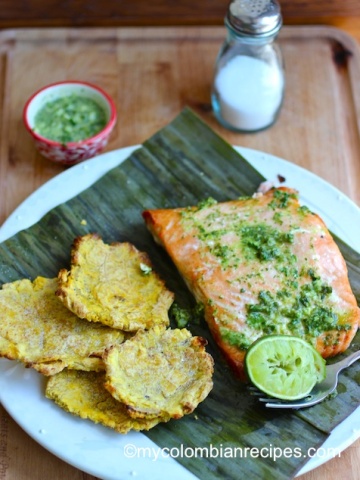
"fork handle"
337,349,360,370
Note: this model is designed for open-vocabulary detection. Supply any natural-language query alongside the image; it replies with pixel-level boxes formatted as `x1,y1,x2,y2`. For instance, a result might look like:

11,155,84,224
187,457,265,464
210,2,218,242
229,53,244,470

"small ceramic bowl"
23,81,117,166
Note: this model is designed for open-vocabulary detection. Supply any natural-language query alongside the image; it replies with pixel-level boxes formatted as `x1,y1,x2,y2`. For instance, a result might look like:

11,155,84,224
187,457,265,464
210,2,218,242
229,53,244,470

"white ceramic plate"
0,146,359,479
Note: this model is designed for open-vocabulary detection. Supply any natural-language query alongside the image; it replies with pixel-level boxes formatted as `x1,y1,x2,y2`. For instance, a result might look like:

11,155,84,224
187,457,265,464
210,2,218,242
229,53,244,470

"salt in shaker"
211,0,285,133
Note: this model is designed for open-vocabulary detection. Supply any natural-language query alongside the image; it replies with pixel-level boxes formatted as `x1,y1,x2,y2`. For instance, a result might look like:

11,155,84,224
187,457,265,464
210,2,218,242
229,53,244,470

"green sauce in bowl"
33,94,107,143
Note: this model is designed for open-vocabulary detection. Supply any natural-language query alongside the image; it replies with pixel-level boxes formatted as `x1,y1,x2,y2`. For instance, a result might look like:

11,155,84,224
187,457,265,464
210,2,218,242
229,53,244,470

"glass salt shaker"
211,0,285,133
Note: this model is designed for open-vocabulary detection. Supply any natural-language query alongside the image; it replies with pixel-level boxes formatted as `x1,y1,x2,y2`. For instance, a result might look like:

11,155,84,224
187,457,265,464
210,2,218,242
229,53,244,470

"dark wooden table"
0,0,359,28
0,2,359,480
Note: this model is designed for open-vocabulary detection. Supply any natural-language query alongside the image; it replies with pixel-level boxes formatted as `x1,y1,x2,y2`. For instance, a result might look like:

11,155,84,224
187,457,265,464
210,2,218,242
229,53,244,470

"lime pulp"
245,335,326,401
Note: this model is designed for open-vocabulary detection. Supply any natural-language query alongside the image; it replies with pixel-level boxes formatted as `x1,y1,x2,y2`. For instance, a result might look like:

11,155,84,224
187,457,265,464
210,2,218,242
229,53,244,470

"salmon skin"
143,187,359,380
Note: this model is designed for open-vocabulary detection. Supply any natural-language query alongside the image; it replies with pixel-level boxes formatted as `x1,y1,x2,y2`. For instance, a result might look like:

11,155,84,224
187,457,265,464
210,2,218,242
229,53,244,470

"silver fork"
252,349,360,409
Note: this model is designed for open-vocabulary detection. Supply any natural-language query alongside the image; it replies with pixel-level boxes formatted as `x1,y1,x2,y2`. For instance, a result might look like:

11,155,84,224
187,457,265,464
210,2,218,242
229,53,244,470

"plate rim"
0,145,359,478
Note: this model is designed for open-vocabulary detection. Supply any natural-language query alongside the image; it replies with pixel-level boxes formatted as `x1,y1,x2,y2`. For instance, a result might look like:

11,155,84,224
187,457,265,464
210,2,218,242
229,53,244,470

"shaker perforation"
228,0,282,37
233,0,271,18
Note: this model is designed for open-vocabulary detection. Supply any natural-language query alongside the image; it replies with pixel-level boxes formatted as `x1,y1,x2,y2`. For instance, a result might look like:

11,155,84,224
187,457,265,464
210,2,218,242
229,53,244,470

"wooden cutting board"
0,25,360,480
0,25,360,229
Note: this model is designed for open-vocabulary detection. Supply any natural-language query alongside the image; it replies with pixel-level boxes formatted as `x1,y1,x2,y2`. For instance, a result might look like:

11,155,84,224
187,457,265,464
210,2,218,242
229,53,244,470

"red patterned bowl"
23,81,117,166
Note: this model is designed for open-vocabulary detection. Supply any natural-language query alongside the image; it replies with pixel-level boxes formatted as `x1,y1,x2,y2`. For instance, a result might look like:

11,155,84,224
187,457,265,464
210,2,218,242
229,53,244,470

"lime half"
245,335,326,400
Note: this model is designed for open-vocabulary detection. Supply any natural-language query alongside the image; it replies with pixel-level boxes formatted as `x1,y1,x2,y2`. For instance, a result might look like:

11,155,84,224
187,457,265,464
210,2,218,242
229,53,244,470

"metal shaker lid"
226,0,282,37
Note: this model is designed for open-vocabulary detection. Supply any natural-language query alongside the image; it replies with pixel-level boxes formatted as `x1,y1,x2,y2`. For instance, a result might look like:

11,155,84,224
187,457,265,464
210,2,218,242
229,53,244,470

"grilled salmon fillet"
143,188,359,379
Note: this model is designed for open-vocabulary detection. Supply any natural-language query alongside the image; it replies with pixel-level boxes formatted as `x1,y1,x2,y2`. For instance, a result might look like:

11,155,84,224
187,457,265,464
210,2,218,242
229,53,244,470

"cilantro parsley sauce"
33,94,107,143
180,190,350,350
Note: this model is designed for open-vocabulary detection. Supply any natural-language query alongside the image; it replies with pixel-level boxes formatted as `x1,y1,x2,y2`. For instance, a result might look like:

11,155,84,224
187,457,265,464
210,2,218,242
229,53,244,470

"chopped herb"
301,306,338,337
269,189,297,209
246,290,278,334
245,269,340,340
273,211,283,225
169,302,205,328
326,389,338,400
196,197,218,210
241,224,294,261
220,328,252,350
193,302,205,321
298,205,312,215
169,303,192,328
212,244,232,266
139,263,152,275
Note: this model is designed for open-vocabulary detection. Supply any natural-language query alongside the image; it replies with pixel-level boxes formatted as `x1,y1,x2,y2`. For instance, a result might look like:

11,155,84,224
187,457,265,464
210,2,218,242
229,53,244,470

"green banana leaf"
0,107,359,480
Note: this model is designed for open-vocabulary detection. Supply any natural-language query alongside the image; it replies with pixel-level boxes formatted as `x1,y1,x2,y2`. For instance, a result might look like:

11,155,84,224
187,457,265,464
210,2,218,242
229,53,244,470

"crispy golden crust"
56,234,174,331
143,188,360,379
45,370,166,433
0,277,124,375
104,326,214,420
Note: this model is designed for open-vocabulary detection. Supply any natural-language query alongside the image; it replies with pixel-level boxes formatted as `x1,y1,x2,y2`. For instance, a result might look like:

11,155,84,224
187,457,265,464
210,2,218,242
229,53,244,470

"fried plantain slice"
57,233,174,331
104,326,214,419
0,277,124,375
46,370,166,433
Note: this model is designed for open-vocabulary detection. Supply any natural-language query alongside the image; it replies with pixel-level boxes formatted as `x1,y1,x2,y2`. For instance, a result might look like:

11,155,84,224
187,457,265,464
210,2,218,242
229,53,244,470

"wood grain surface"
0,23,359,480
